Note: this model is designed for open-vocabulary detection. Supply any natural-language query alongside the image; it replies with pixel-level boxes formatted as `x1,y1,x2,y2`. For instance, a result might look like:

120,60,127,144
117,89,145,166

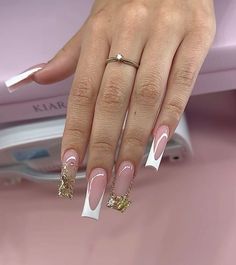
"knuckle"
121,2,148,24
91,139,115,154
174,65,196,89
199,20,216,35
125,129,147,148
65,125,86,141
87,13,106,35
193,24,216,46
117,3,148,39
99,79,126,112
135,73,162,107
71,77,96,106
193,10,216,30
158,9,182,30
165,98,185,121
190,10,216,45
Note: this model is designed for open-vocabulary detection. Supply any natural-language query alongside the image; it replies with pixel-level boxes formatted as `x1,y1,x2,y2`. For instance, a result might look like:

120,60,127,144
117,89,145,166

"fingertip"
33,49,79,84
5,65,45,92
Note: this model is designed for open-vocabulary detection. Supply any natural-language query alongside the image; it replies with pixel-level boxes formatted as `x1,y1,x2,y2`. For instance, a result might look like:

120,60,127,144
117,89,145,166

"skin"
33,0,216,182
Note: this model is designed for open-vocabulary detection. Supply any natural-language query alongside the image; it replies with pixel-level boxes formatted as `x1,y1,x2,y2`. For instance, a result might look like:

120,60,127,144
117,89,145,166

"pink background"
1,91,236,265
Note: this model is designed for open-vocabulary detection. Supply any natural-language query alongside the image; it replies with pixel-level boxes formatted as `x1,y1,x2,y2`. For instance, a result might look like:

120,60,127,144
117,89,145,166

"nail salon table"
0,1,236,265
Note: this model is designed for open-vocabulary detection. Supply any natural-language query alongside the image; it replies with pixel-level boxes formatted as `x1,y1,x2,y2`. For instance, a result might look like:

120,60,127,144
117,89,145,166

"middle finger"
81,22,147,220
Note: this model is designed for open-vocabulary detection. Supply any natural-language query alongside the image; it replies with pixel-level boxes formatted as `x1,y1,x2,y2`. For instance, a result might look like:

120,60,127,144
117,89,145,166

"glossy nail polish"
58,149,79,199
81,168,107,220
114,161,134,195
107,161,134,212
145,125,169,171
5,63,45,93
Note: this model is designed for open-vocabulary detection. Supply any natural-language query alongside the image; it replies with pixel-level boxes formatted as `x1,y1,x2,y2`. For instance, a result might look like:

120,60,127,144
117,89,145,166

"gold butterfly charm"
107,194,131,213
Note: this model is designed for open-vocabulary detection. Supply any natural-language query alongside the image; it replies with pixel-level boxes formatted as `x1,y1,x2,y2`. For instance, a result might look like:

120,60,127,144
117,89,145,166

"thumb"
33,30,82,84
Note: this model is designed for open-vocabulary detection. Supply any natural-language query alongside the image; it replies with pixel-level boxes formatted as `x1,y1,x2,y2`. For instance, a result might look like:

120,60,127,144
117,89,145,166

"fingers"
33,29,84,84
146,30,215,170
107,31,181,207
59,29,110,200
81,24,147,219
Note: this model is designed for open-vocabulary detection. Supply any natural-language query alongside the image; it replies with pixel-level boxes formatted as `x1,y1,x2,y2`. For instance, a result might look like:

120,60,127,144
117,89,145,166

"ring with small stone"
106,53,139,69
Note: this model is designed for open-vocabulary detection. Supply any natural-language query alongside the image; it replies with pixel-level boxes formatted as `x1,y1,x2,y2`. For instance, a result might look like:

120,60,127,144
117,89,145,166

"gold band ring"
106,53,139,69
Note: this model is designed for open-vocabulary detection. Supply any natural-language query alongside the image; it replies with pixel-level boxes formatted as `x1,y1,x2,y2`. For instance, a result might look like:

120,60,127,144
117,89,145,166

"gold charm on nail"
107,194,131,213
58,164,75,199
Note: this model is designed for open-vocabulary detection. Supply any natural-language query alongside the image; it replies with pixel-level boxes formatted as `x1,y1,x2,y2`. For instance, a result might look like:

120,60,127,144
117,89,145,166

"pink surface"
1,90,236,265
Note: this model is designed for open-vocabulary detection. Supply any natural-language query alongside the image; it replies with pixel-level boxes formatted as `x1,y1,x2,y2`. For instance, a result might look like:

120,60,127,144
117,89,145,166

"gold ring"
106,53,139,69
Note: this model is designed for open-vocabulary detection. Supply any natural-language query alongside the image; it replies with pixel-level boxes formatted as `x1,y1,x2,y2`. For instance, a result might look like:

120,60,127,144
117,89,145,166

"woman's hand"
33,0,216,219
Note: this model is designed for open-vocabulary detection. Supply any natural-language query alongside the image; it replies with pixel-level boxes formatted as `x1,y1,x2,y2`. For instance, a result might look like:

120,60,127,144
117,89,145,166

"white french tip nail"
81,178,105,221
5,67,43,92
145,138,165,171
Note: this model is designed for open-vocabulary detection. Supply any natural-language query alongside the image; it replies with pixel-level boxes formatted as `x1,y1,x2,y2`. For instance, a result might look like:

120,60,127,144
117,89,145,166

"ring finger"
107,30,183,211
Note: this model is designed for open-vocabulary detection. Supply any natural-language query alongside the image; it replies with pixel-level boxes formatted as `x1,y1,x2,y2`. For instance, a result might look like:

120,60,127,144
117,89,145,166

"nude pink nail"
82,168,107,220
114,161,135,196
153,125,169,160
106,161,134,212
145,125,169,170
